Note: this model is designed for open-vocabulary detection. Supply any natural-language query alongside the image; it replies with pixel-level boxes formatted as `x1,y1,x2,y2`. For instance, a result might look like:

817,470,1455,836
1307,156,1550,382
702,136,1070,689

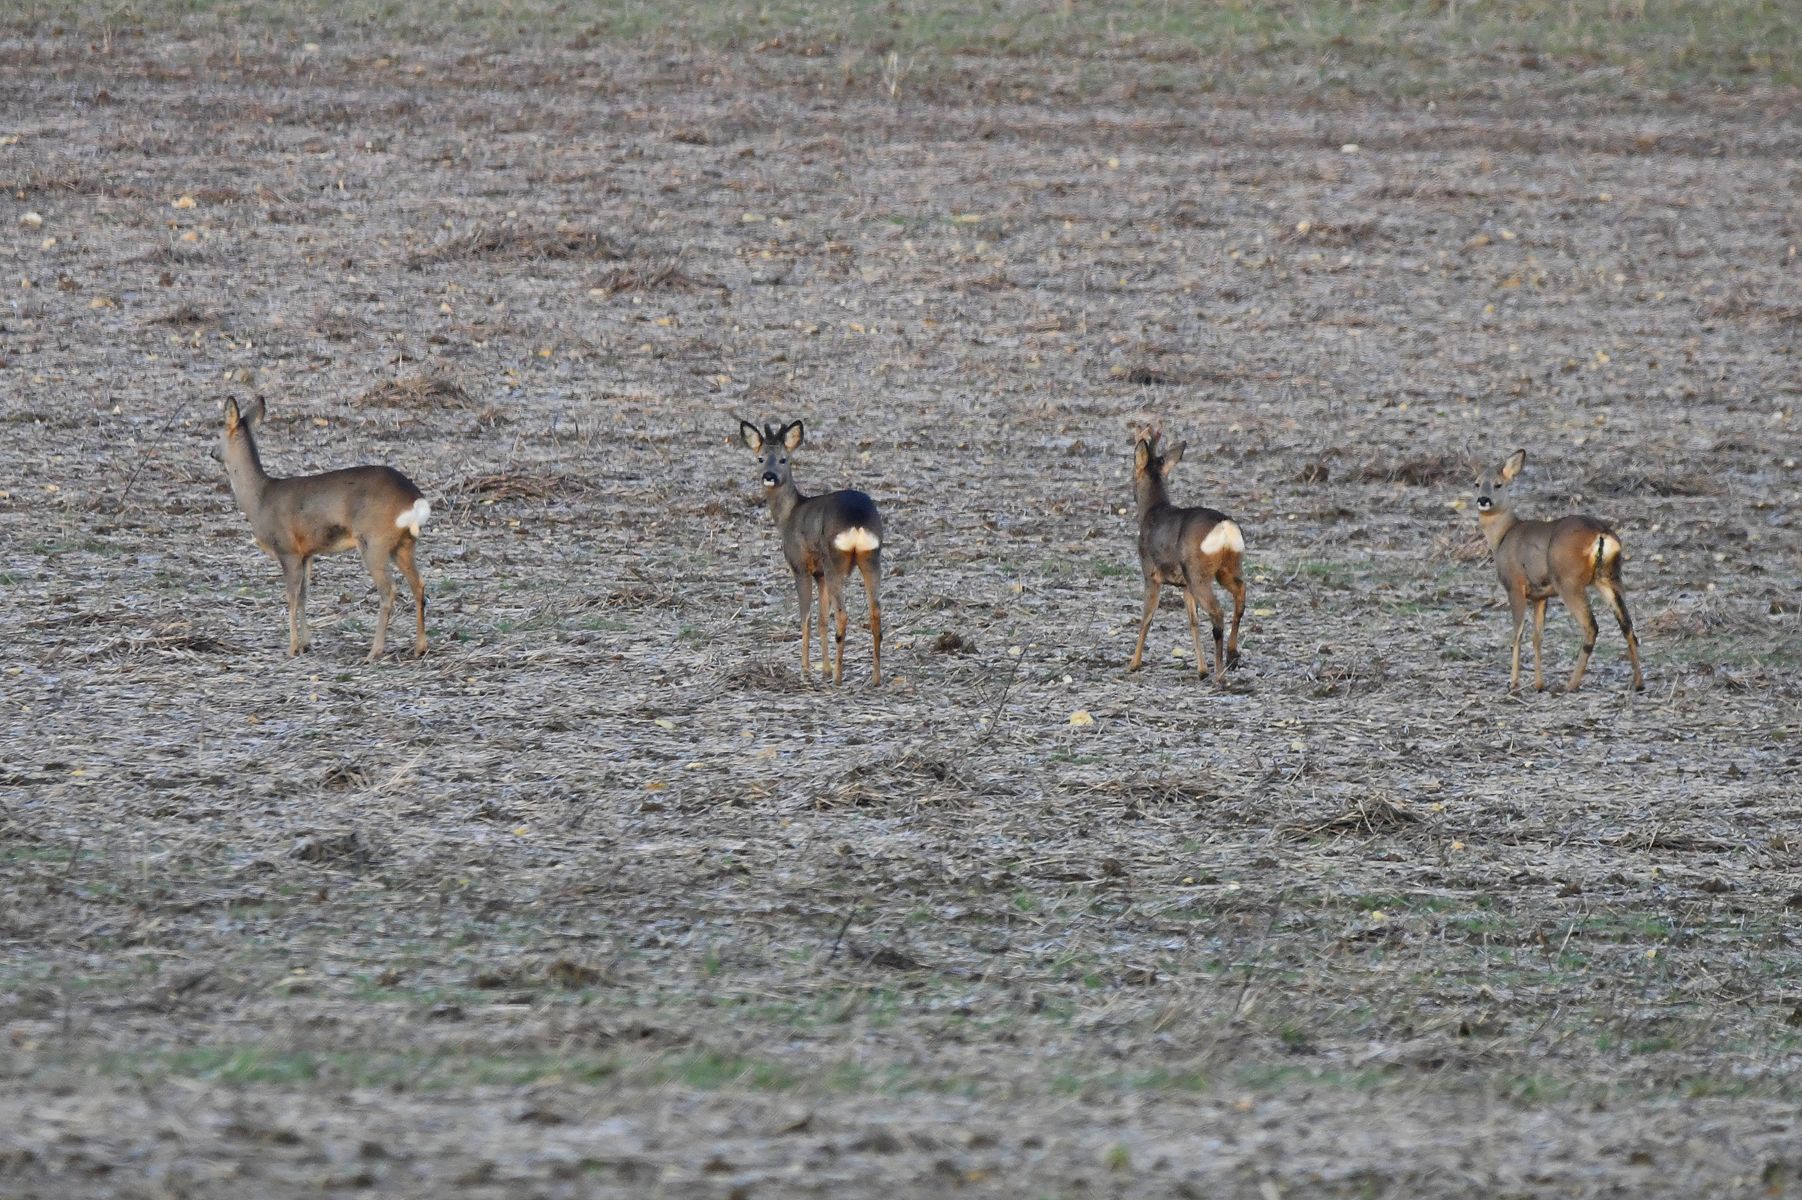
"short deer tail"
1594,530,1621,580
1201,519,1244,556
396,498,433,536
832,527,881,554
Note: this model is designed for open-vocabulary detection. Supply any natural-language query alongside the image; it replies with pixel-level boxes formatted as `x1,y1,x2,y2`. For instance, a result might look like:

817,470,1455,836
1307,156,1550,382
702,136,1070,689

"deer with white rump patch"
1127,423,1246,683
1475,449,1644,693
221,396,431,662
739,418,883,685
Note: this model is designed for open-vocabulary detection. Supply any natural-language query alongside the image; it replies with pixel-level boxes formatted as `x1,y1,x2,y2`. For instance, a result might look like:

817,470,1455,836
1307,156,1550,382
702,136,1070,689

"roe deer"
739,418,882,685
1127,423,1246,683
1475,449,1644,693
221,396,431,662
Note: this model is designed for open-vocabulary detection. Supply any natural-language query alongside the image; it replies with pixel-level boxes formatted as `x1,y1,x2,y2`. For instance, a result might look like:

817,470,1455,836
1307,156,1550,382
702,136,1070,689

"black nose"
762,472,779,485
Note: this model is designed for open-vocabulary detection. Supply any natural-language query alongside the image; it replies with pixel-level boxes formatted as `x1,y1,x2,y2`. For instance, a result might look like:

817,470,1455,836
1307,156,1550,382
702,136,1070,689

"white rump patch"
1595,533,1620,562
395,498,433,535
833,527,880,553
1201,520,1243,555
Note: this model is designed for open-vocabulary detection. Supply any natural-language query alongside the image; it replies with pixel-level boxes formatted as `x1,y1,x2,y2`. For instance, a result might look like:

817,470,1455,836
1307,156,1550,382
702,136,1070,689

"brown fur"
1126,424,1246,684
222,397,429,662
1475,449,1644,693
740,418,882,686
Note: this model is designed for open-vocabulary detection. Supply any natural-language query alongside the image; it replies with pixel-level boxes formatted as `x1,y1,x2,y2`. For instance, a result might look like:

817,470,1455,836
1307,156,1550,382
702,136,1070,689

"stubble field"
3,12,1801,1197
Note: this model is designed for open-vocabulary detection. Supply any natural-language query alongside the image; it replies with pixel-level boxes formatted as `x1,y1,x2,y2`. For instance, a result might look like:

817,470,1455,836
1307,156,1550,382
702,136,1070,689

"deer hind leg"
1559,583,1600,693
1190,571,1229,685
394,536,428,658
279,553,310,656
794,568,813,681
1531,597,1549,692
1217,555,1246,668
826,559,853,685
857,552,882,687
1596,577,1644,691
815,572,832,678
1127,577,1160,672
360,535,399,663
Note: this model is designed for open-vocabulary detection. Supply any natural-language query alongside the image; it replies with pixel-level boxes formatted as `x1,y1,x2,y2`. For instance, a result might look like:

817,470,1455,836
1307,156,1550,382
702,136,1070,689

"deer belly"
296,525,357,558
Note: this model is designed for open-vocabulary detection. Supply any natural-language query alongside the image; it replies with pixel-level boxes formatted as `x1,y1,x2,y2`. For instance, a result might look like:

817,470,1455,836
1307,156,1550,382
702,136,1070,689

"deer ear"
782,420,805,451
224,397,241,429
1134,439,1151,473
739,420,764,452
1161,442,1186,474
245,396,266,425
1500,449,1526,482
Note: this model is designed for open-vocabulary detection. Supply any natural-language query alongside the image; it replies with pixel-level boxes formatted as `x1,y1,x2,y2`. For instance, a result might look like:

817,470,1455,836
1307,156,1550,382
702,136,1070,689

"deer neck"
224,430,273,516
1134,472,1171,519
1477,506,1518,551
766,476,804,528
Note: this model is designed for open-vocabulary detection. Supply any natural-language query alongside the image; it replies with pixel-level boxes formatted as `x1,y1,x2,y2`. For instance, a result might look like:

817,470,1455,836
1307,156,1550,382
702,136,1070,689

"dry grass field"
3,5,1801,1196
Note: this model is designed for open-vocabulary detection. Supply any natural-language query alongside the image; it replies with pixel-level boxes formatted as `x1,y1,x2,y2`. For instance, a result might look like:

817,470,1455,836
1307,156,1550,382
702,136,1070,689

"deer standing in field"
1127,423,1246,684
221,396,431,662
739,418,883,686
1475,449,1644,693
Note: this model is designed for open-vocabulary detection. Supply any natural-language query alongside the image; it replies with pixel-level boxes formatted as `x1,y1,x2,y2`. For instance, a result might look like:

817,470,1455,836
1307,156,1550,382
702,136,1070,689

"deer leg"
1531,597,1548,692
1561,584,1600,693
1218,559,1246,668
361,536,398,664
394,536,428,658
794,568,813,681
1127,578,1160,672
815,572,831,677
1180,578,1208,682
1507,588,1528,693
1193,574,1228,685
832,584,849,685
279,553,308,656
1597,579,1644,691
858,553,882,687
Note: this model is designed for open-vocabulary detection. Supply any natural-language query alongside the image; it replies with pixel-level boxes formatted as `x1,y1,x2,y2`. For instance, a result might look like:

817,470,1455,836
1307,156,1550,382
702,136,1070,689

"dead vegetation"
2,30,1800,1200
357,372,476,410
406,222,625,265
589,255,723,296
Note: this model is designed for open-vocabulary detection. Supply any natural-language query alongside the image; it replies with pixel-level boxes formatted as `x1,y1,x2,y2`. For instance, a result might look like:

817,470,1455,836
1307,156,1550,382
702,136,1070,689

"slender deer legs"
1476,450,1644,694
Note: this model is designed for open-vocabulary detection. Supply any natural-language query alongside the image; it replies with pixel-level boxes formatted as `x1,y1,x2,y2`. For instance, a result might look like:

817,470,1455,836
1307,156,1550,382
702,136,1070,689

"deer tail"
1594,530,1621,580
396,498,433,536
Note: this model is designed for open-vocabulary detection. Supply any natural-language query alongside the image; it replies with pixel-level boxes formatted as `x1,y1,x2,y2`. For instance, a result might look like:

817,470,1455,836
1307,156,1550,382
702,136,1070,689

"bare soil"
2,31,1801,1199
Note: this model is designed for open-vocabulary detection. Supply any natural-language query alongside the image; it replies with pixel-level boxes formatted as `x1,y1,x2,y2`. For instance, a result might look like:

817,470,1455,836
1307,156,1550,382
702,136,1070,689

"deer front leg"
279,553,309,656
1127,577,1160,672
1530,597,1548,692
1506,588,1528,693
